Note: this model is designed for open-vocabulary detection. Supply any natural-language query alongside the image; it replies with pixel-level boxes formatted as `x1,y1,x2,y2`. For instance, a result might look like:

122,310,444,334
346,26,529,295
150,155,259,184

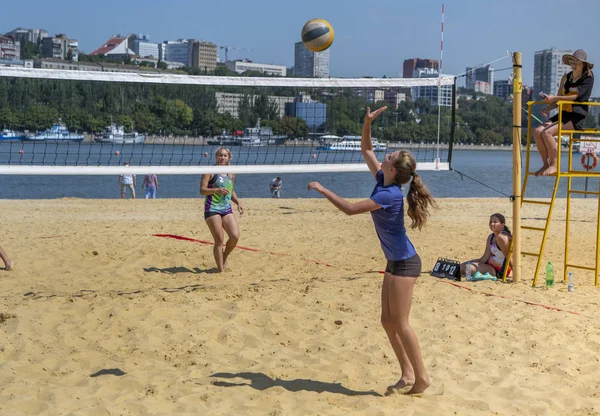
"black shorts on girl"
548,112,586,130
204,208,233,220
385,254,422,278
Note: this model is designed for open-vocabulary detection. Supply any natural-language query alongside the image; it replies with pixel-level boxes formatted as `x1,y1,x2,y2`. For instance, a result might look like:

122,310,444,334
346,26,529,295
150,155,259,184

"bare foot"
406,376,431,395
385,378,414,395
542,166,558,176
534,165,548,176
4,260,13,271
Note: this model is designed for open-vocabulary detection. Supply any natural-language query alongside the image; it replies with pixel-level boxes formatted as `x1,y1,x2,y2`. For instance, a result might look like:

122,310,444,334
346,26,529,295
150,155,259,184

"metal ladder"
506,101,600,286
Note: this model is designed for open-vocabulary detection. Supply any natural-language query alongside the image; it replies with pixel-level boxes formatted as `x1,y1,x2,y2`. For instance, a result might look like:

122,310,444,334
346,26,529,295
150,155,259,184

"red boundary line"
439,280,591,317
153,234,333,267
155,233,591,317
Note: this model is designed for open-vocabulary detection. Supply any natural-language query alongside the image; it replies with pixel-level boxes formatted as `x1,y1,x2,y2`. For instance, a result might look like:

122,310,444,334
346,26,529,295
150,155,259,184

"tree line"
1,76,595,143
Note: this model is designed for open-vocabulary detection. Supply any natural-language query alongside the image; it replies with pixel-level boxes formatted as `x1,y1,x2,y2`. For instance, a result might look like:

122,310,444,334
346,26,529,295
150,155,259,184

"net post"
448,77,457,168
512,52,522,283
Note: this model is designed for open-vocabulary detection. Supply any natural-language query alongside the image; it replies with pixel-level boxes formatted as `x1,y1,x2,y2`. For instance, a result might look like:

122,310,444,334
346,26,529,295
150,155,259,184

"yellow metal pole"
597,179,600,286
512,52,522,283
565,175,571,283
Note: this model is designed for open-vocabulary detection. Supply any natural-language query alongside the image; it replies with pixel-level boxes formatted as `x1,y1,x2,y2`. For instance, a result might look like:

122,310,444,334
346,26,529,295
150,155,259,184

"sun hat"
562,49,594,69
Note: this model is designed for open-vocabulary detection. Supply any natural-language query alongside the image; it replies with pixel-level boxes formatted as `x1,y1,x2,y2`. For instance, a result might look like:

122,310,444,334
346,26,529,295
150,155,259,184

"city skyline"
0,0,598,95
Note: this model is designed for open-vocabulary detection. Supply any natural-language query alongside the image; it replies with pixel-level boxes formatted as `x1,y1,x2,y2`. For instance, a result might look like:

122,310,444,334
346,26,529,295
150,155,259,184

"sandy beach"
1,197,600,415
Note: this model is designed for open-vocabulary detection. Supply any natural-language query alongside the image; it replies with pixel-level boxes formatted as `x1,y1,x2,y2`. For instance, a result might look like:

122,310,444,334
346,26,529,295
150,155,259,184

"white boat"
317,135,387,151
0,129,26,141
27,120,84,142
94,124,145,144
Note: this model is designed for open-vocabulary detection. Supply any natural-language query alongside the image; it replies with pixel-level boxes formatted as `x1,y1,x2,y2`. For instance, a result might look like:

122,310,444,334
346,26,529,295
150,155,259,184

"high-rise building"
403,58,438,78
465,65,494,94
131,34,159,59
41,34,78,61
493,80,511,98
0,36,20,60
191,40,217,72
159,39,216,71
533,48,572,96
294,41,329,78
5,28,48,45
412,68,452,107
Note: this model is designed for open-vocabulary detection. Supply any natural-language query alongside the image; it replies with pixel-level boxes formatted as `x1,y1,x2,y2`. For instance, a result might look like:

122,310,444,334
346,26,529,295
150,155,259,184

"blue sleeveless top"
369,170,417,261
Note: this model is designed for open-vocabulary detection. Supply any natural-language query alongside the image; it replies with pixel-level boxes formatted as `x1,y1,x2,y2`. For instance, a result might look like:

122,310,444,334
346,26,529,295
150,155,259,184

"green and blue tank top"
204,173,234,214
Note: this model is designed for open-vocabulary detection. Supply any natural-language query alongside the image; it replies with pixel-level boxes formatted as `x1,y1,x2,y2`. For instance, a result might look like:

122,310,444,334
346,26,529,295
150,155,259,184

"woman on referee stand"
534,49,594,176
200,147,244,273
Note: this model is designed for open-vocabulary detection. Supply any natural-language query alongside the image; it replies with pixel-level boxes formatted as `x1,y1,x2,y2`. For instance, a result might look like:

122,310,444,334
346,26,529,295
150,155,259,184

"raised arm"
362,106,387,178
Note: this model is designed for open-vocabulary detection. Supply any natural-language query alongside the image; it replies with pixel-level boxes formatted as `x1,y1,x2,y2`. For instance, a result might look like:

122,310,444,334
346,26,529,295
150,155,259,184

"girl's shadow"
209,372,381,397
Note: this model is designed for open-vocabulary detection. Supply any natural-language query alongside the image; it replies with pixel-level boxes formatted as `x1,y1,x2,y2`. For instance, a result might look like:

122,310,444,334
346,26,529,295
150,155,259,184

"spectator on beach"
270,177,283,198
307,106,436,395
118,162,136,199
143,174,159,199
461,213,512,279
0,244,13,271
200,147,244,273
534,49,594,176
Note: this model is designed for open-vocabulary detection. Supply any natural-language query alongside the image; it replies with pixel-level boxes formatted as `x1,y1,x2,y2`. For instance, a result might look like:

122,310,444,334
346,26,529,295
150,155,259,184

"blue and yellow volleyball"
301,19,335,52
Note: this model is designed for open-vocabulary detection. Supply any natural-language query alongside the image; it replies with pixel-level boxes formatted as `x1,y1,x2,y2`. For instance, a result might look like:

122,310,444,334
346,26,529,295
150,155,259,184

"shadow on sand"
209,371,381,397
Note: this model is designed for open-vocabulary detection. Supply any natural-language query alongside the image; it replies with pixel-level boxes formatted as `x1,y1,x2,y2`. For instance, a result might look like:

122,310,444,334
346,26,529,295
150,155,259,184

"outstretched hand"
365,106,387,124
307,181,325,193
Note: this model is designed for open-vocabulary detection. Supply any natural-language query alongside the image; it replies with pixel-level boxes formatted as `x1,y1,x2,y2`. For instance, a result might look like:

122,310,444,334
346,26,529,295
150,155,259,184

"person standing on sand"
307,106,436,395
200,147,244,273
118,162,136,199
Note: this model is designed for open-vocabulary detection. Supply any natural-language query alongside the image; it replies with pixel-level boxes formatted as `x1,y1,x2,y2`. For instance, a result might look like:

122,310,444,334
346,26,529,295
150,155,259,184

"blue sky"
1,0,598,95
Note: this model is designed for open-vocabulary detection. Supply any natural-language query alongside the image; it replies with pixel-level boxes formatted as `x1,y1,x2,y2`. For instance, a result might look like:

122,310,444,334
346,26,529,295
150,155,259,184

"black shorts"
385,254,422,278
204,210,232,220
548,112,586,130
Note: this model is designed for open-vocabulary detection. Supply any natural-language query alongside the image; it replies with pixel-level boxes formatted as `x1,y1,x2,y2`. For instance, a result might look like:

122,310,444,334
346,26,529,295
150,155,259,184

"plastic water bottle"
568,272,574,292
545,262,554,288
465,262,472,281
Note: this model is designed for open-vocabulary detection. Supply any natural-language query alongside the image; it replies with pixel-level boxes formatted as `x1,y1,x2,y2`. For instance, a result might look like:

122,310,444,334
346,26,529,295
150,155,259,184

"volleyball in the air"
301,19,335,52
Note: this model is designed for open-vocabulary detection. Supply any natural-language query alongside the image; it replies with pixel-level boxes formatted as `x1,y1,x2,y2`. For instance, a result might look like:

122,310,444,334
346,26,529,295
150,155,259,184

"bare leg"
221,214,240,270
381,273,414,393
460,259,481,277
533,122,556,176
205,215,225,272
542,121,574,176
0,245,13,271
388,274,431,395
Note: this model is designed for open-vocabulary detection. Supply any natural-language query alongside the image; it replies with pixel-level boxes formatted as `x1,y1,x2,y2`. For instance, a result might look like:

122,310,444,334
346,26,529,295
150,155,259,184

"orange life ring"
581,153,599,170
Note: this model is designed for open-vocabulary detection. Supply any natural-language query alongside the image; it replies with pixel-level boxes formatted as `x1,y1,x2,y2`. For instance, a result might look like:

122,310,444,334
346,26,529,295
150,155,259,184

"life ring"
581,153,599,170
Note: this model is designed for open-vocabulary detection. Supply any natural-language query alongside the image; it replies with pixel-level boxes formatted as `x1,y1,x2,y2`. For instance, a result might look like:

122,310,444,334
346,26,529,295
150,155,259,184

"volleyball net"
0,67,456,174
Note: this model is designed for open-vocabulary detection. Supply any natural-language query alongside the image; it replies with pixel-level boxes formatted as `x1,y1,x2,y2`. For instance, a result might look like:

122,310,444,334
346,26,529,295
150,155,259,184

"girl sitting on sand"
461,213,512,279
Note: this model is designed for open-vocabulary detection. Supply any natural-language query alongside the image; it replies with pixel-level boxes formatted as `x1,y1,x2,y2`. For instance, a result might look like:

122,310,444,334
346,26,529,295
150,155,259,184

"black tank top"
562,71,593,115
